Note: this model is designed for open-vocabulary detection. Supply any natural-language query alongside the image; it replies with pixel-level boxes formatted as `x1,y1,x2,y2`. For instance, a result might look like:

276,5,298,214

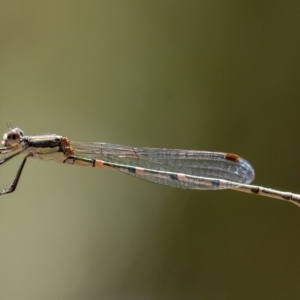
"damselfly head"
2,128,24,148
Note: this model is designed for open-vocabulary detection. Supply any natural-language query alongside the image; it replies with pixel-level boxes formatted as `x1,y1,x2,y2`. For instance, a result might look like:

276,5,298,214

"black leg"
0,153,32,195
0,150,23,166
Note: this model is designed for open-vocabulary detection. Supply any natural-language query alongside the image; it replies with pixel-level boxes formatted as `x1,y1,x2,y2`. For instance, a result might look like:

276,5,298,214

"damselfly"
1,127,300,207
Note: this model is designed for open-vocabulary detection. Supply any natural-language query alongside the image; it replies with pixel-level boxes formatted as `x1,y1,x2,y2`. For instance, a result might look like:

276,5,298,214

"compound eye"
3,129,22,147
14,128,24,137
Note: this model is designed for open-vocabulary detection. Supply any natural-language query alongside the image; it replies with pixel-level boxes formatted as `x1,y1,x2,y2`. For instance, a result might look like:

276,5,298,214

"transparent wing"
71,141,255,190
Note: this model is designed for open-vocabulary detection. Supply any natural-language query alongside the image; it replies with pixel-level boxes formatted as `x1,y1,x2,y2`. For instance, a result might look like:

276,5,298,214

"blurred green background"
0,1,300,299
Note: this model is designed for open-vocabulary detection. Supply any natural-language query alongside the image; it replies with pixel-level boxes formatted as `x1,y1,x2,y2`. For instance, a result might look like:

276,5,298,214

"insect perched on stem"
1,127,300,207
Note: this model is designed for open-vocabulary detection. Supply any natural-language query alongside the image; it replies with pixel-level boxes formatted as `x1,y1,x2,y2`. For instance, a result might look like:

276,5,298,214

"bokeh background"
0,1,300,299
